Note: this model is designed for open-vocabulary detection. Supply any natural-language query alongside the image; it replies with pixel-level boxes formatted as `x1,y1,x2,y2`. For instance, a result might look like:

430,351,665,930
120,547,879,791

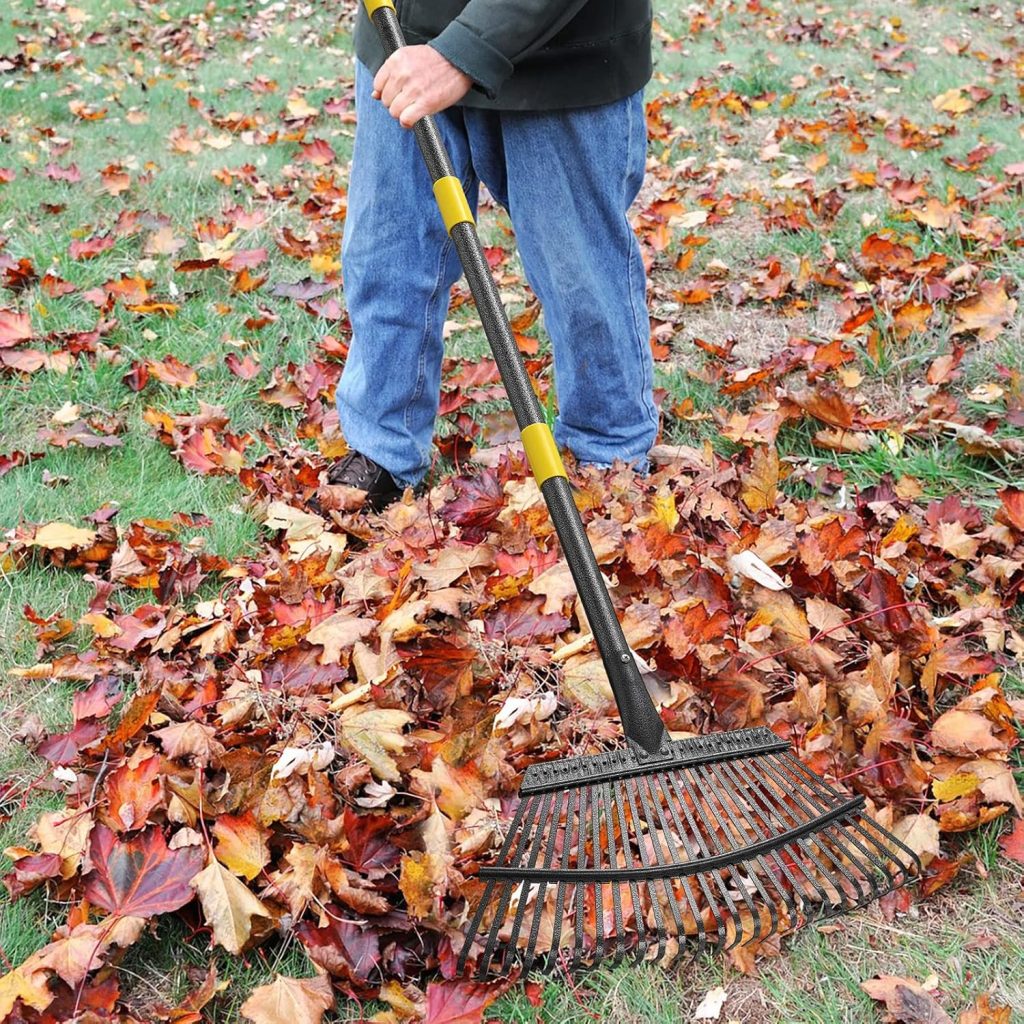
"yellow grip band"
521,423,567,486
432,176,474,234
363,0,395,14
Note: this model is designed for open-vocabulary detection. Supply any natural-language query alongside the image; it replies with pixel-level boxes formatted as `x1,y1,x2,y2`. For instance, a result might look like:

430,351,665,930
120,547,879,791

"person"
325,0,658,511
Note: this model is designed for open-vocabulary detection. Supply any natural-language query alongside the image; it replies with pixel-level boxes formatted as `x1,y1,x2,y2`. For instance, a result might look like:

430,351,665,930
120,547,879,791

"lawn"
1,0,1022,1021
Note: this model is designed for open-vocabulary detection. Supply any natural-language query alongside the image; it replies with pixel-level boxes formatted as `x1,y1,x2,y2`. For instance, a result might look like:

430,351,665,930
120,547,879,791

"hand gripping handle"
361,0,667,755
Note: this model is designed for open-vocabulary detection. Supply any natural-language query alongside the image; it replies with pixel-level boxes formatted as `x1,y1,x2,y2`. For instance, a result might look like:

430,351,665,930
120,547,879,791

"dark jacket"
354,0,653,111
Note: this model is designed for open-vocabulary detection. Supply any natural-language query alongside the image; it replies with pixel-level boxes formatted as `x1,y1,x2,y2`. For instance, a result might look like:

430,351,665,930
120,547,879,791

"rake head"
458,728,920,978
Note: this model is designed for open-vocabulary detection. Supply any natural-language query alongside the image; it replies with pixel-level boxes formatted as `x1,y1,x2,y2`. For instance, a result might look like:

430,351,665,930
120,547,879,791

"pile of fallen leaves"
2,433,1022,1020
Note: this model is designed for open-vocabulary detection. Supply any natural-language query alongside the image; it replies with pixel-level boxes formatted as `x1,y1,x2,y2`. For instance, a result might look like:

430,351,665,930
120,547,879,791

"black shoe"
320,450,404,513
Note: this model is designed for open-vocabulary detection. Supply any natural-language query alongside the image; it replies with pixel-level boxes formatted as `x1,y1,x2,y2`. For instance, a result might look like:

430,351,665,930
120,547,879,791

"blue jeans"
337,61,657,487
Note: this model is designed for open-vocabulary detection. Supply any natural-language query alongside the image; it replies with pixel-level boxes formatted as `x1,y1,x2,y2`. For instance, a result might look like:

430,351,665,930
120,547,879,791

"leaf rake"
362,0,921,978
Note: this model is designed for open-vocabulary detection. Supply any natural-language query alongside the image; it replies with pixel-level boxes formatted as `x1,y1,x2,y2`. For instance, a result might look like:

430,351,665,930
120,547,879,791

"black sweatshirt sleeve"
427,0,592,100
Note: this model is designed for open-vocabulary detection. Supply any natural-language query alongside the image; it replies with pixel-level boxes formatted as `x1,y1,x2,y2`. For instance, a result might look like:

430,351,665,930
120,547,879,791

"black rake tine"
522,788,566,973
460,791,530,976
754,754,861,907
693,762,771,944
704,759,785,939
716,756,803,925
782,755,922,880
677,767,758,949
479,792,545,976
663,769,731,948
571,784,592,973
762,757,883,901
637,772,693,949
623,775,668,963
603,780,630,967
592,781,606,966
548,785,579,971
753,753,897,897
760,754,883,907
502,789,554,969
725,755,831,914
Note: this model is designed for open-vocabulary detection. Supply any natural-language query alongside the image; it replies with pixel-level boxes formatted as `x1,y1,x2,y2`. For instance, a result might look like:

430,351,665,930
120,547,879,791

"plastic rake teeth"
458,728,921,978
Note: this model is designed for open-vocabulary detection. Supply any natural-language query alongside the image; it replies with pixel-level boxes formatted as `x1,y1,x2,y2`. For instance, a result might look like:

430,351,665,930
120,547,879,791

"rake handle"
362,0,667,755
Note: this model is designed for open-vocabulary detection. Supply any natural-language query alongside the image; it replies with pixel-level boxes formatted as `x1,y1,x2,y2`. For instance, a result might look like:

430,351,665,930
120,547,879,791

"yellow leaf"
191,859,272,954
399,851,448,920
241,973,335,1024
338,704,414,781
639,489,680,530
309,253,341,275
932,773,980,801
932,87,973,114
31,522,97,550
213,813,271,880
0,963,52,1018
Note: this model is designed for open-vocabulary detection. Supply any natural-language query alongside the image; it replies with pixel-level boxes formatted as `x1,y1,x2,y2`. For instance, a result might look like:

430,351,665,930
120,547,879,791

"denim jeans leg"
494,92,658,466
336,62,477,486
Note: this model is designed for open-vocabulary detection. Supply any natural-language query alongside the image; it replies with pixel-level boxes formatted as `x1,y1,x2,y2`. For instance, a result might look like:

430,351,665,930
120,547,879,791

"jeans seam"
623,94,659,440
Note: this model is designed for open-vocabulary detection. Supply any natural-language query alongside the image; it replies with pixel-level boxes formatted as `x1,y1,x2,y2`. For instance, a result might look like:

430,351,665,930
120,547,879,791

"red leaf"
36,718,106,764
998,488,1024,532
0,308,32,348
299,138,336,165
3,852,62,898
69,234,115,260
999,819,1024,865
296,910,381,984
440,471,504,537
83,825,203,917
424,980,502,1024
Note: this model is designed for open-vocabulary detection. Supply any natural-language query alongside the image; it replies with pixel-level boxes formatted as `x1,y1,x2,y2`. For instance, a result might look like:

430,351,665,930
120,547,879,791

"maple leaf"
84,826,203,916
191,858,273,954
423,980,504,1024
241,973,335,1024
296,912,382,985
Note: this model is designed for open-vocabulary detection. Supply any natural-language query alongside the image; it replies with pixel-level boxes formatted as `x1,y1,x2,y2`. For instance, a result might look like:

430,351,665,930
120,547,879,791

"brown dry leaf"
951,279,1016,342
958,994,1012,1024
338,704,414,781
412,545,494,590
190,858,273,954
306,612,377,664
240,972,335,1024
932,87,973,114
528,561,578,614
30,808,93,879
892,814,941,866
929,710,1005,756
561,653,615,711
861,974,952,1024
740,445,780,512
